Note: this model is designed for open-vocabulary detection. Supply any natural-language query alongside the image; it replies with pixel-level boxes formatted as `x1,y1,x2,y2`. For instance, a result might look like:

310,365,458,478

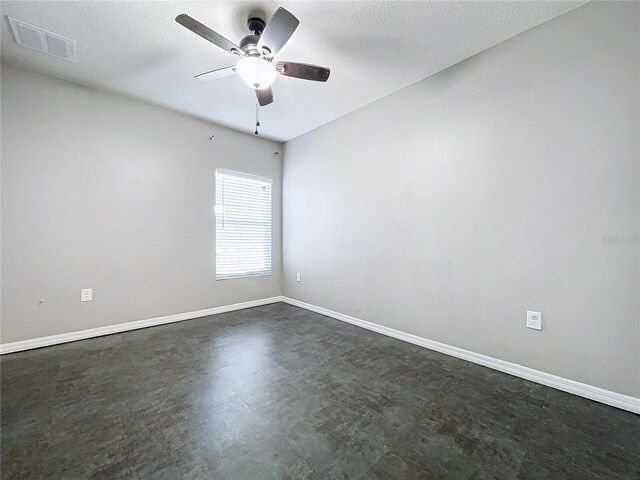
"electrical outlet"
81,288,93,302
527,311,542,330
296,273,301,282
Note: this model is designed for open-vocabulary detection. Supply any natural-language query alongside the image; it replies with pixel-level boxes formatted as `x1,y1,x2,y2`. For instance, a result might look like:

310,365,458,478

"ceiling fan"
175,7,330,107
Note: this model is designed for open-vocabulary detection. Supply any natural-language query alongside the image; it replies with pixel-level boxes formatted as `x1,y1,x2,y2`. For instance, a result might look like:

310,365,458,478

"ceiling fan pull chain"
257,101,261,127
255,101,260,135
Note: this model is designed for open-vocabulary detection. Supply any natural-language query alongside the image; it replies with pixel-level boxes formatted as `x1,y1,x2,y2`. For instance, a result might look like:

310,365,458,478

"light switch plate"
527,311,542,330
81,288,93,302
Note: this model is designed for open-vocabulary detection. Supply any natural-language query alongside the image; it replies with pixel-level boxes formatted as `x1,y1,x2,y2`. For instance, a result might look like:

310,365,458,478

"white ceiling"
1,1,585,142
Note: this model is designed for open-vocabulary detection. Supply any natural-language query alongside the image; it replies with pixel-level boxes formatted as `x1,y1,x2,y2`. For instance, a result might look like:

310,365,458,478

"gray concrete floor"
1,302,638,479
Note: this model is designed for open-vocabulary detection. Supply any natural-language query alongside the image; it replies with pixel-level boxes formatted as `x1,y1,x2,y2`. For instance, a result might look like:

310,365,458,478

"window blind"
215,169,272,280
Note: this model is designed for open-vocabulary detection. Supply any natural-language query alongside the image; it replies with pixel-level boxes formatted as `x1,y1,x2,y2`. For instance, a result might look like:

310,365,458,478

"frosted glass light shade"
236,57,277,89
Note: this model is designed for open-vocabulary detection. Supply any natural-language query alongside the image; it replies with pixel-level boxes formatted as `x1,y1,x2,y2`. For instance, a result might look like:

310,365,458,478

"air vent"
7,16,76,62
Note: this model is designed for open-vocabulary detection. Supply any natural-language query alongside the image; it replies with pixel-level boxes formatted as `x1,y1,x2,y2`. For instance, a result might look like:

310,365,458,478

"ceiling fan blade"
194,66,236,82
256,87,274,106
175,14,240,54
257,8,299,56
276,62,330,82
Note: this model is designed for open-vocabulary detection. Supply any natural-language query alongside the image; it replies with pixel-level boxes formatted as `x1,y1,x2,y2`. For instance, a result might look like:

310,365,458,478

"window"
215,169,272,280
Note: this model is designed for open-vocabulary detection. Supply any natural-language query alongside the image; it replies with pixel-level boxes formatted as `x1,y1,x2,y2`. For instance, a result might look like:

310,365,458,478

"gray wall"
1,63,282,343
283,2,640,397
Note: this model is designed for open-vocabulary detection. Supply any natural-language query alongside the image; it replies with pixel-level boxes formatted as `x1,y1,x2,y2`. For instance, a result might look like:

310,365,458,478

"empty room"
1,1,638,478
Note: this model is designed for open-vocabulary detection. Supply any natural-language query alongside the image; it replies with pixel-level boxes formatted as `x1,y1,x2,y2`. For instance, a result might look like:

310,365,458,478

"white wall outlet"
81,288,93,302
296,272,301,282
527,311,542,330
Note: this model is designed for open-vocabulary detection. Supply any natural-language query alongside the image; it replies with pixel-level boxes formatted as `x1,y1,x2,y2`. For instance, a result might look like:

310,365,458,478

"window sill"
216,272,272,281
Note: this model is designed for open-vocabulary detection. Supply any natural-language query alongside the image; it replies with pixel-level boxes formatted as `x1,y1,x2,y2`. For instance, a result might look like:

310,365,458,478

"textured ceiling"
0,1,585,142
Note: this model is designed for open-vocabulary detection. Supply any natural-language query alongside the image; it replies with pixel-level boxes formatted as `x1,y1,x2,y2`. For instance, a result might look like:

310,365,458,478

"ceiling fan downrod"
247,17,266,37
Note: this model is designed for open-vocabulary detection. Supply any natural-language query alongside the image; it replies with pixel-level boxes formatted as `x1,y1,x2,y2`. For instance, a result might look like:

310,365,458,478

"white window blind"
215,169,272,280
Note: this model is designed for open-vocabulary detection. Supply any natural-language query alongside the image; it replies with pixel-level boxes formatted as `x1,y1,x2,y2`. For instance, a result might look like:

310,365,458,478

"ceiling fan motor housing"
239,34,261,50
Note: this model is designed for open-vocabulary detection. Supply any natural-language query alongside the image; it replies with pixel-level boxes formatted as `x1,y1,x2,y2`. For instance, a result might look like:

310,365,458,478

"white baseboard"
281,296,640,415
0,296,284,355
3,295,638,414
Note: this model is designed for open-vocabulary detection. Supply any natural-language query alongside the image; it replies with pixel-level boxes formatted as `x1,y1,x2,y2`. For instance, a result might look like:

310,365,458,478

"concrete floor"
1,302,638,479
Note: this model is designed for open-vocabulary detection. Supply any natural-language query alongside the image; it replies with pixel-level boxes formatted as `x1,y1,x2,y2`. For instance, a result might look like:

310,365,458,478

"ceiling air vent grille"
7,16,76,62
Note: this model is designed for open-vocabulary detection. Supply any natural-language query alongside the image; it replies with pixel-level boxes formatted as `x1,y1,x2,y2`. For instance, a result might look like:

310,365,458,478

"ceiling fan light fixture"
236,56,277,90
